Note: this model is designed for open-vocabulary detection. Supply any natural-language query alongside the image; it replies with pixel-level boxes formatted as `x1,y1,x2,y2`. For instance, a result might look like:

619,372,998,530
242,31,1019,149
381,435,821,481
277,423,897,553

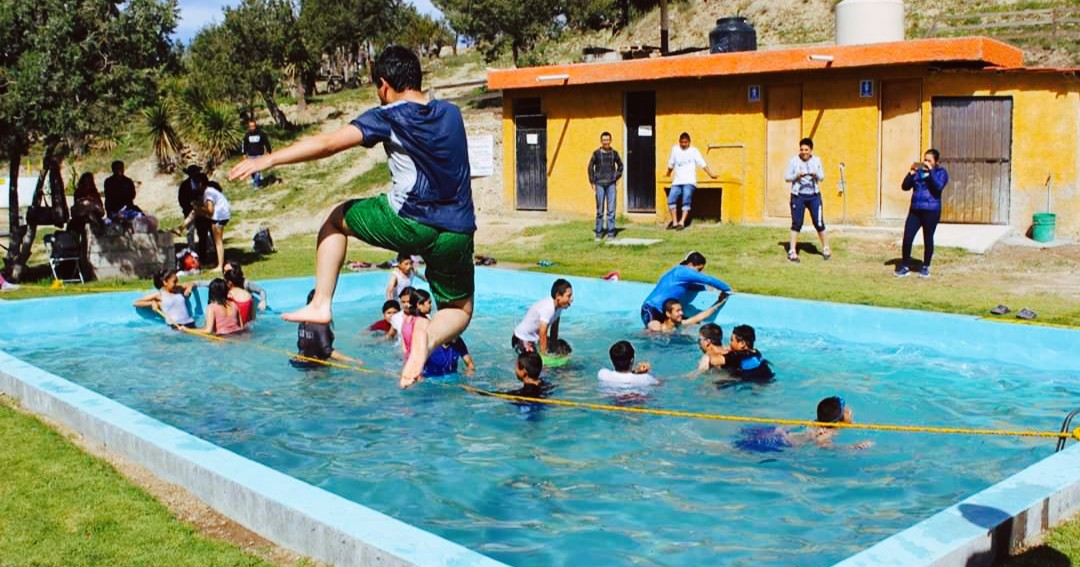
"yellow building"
488,37,1080,236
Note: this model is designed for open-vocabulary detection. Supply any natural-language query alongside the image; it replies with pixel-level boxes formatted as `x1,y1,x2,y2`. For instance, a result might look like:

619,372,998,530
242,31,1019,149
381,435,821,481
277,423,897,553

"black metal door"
931,97,1012,224
515,114,547,211
625,92,656,213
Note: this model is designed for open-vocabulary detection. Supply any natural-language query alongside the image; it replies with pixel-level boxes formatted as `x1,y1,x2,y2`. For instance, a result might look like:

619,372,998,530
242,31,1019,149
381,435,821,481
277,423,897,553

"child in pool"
423,336,475,378
204,278,244,336
385,252,426,299
512,278,573,356
133,269,197,329
720,324,774,382
651,295,729,334
294,289,361,367
223,260,269,312
388,287,414,343
223,268,255,325
400,288,433,362
598,340,657,388
501,351,550,399
696,323,728,372
369,300,401,336
735,396,873,452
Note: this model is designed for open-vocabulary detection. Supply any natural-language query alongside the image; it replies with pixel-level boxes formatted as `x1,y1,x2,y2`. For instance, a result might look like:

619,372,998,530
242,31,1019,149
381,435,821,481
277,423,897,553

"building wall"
501,69,1080,236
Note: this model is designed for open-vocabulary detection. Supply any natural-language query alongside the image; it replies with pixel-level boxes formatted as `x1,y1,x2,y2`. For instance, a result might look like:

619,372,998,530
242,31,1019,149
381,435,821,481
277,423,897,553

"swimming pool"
2,269,1079,566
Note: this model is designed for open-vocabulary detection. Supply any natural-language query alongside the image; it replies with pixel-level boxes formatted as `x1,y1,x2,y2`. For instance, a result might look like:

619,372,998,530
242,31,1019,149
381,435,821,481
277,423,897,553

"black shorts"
510,334,534,354
640,304,666,327
213,219,230,227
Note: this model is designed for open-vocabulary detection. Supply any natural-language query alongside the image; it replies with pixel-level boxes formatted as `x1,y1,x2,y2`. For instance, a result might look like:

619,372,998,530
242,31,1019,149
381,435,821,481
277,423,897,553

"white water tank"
836,0,905,45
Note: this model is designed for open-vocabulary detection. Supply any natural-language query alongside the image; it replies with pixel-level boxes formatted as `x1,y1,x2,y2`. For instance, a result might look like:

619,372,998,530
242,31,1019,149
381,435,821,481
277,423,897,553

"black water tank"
709,17,757,54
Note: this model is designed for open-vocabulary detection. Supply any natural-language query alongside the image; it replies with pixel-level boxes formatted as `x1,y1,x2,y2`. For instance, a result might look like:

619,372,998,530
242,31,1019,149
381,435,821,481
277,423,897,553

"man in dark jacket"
103,160,140,217
896,149,949,278
177,165,213,261
587,131,624,241
242,120,272,188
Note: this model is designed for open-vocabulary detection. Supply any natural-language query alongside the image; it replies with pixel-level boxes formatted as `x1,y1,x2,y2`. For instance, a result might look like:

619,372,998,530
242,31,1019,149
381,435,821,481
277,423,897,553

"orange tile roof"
487,37,1024,91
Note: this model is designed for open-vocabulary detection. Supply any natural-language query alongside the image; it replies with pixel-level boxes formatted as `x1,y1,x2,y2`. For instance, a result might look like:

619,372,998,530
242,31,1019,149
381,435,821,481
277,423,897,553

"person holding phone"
896,149,949,278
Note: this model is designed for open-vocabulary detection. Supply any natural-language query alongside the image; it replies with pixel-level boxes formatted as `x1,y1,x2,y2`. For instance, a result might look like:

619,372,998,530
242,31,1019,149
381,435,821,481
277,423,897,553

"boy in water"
598,340,657,388
696,323,728,371
368,299,400,336
721,324,774,381
652,295,729,334
423,336,475,378
735,396,873,452
229,46,475,388
512,279,573,355
293,290,362,368
386,252,425,300
502,351,549,399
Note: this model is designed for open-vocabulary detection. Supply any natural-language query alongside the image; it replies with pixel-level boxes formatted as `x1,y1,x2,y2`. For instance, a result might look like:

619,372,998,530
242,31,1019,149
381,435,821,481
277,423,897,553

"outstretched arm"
683,296,726,326
229,125,364,181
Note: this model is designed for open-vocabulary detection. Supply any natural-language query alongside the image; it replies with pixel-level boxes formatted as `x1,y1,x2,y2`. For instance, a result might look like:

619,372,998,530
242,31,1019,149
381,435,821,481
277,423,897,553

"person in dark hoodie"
895,149,949,278
587,131,624,241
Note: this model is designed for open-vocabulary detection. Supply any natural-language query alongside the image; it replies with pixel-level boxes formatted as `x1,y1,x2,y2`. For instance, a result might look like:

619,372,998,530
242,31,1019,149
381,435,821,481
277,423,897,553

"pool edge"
0,350,508,567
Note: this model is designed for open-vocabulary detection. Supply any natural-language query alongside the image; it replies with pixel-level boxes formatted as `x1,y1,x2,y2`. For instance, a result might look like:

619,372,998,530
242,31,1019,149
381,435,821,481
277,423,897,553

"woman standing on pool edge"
895,149,949,278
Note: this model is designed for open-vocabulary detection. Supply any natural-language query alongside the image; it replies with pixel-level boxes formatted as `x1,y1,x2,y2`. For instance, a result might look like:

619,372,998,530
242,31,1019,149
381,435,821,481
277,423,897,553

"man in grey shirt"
784,137,831,262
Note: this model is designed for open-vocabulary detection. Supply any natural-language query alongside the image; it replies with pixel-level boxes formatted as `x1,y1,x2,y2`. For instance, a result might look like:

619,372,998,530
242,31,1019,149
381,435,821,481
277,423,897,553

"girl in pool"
203,278,245,336
133,269,197,329
400,288,433,369
224,260,269,312
735,396,873,452
223,268,255,325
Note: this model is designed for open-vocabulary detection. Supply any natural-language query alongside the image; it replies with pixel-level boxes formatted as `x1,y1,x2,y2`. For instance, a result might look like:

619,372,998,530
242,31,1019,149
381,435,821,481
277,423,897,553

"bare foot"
281,303,332,324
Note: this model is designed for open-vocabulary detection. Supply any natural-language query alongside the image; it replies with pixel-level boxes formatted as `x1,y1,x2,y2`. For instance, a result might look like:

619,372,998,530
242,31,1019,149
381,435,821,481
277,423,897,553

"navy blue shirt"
423,337,469,377
351,100,475,233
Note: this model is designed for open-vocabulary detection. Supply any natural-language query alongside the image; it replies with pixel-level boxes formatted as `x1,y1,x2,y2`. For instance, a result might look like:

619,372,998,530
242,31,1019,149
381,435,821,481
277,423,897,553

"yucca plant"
144,100,183,172
190,102,244,168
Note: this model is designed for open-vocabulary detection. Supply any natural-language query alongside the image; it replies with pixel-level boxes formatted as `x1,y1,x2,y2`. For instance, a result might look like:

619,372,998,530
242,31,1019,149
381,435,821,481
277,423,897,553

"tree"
299,0,405,81
0,0,177,279
434,0,561,64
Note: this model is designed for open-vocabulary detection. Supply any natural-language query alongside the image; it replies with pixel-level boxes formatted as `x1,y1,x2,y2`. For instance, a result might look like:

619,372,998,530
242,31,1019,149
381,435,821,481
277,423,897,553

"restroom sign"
859,80,874,98
748,85,761,102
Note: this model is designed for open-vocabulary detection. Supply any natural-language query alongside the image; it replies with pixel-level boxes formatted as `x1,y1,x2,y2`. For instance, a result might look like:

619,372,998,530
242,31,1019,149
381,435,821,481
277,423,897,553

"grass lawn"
0,398,289,566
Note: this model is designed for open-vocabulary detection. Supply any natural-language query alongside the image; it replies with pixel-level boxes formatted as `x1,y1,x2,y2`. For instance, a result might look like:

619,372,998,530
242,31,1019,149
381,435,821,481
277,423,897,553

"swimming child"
223,268,255,325
224,260,269,312
512,278,573,356
501,351,550,399
734,396,873,452
400,288,433,362
203,278,244,336
696,323,728,372
385,252,426,300
293,289,361,368
651,295,729,334
423,336,475,378
598,340,658,388
369,299,401,336
720,324,774,382
133,269,197,329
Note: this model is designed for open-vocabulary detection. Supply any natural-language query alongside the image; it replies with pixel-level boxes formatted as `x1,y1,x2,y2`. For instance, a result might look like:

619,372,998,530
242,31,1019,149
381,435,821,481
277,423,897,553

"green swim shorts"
343,195,474,305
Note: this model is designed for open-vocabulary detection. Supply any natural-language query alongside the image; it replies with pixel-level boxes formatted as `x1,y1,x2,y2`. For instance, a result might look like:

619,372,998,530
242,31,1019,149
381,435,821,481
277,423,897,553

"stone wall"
86,230,173,280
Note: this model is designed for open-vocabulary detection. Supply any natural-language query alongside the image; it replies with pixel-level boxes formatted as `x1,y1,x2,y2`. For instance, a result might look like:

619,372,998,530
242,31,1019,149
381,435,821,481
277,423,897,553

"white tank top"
160,289,194,325
392,270,413,298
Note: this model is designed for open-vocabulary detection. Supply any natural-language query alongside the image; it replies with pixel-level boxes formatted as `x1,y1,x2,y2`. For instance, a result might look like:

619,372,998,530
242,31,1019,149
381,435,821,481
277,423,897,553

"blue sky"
174,0,443,44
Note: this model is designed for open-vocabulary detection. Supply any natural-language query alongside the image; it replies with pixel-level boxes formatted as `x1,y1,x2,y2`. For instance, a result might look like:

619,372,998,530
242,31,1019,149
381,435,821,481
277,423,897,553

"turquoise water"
4,291,1080,567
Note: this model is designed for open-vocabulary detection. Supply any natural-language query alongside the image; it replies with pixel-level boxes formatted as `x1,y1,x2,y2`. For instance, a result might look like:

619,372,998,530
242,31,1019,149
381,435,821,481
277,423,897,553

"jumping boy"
696,323,728,372
512,279,573,356
229,46,475,388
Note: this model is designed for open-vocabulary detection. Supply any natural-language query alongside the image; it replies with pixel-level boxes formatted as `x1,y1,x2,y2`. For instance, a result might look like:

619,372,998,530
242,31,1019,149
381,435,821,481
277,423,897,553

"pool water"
4,289,1080,567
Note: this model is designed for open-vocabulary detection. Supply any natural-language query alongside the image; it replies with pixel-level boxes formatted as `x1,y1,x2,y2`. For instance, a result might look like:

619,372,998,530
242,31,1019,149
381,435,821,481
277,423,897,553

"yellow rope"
165,317,1080,442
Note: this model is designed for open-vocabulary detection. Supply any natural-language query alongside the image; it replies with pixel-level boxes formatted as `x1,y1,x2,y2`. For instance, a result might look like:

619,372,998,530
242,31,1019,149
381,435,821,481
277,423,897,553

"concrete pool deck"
1,268,1079,566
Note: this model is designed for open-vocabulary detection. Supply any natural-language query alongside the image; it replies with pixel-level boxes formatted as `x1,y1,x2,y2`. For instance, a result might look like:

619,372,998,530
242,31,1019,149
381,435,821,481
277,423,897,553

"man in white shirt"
512,279,573,355
665,132,717,230
783,137,831,262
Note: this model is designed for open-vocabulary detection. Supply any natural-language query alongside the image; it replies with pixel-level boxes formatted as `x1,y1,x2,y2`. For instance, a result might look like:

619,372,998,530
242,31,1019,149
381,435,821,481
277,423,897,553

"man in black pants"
177,165,213,262
242,120,272,188
896,149,949,278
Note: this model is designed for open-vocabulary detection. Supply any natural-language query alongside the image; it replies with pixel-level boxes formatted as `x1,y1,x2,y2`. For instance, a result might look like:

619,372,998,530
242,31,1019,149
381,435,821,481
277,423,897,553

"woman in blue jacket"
896,149,949,278
641,251,733,330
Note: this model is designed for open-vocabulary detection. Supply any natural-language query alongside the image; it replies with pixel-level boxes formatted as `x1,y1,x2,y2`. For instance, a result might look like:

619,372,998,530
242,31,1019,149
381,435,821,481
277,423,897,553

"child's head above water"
662,298,684,323
816,396,852,424
609,340,635,372
382,299,400,320
698,323,723,350
153,268,178,290
730,324,756,351
405,288,432,316
550,278,573,308
548,338,573,357
208,278,229,305
398,285,414,303
516,351,543,382
223,267,245,289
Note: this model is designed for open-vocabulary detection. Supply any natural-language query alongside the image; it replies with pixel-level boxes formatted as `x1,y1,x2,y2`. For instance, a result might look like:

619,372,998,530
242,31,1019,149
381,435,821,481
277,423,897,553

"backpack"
176,248,200,272
252,227,275,254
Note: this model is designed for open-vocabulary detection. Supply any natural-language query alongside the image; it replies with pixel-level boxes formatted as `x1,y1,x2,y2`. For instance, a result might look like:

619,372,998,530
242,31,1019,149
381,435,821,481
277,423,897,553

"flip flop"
989,304,1010,315
787,250,800,263
1016,308,1037,320
822,247,832,261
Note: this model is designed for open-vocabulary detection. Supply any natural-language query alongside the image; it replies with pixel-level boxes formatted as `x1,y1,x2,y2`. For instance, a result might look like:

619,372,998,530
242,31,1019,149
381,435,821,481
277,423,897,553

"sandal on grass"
787,250,800,263
1016,308,1037,320
823,246,832,261
989,304,1010,315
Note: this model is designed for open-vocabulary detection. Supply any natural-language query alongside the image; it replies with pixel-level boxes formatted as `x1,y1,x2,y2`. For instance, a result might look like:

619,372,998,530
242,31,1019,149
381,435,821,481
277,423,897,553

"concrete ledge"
836,442,1080,567
0,350,506,567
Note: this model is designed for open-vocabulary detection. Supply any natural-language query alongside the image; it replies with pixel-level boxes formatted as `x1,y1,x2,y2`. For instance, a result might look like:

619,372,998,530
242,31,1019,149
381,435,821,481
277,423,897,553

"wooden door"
624,91,657,213
515,114,547,210
931,97,1013,224
766,86,802,217
879,80,923,219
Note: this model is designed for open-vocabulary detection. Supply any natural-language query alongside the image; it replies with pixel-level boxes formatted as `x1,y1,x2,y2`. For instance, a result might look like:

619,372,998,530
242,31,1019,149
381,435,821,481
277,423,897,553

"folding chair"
43,230,84,283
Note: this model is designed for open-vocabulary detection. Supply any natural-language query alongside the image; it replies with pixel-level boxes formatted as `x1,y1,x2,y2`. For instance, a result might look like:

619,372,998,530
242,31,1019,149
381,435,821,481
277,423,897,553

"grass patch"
0,398,283,566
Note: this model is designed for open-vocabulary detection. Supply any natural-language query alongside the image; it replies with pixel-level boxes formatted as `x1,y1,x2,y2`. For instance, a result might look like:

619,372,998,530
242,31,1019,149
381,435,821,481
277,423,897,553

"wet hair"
699,323,723,346
662,298,681,315
223,267,245,289
517,351,542,379
306,289,316,304
208,278,229,305
382,299,400,313
600,131,611,140
549,339,573,356
153,268,177,290
405,288,431,316
111,160,124,173
925,148,941,162
398,285,415,300
224,260,243,274
800,137,814,149
680,251,707,267
550,278,572,299
732,324,756,349
679,132,690,141
396,252,412,263
817,396,844,423
609,340,635,372
372,45,422,92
